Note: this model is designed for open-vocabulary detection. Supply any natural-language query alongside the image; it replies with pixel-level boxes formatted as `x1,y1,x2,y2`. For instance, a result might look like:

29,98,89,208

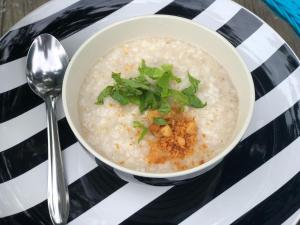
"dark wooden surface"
0,0,299,57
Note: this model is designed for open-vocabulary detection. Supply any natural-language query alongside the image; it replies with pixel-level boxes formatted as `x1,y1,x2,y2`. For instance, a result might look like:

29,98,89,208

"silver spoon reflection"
26,34,69,225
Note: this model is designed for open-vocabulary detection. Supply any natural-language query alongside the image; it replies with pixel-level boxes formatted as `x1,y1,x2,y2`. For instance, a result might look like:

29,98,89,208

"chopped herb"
138,59,164,80
111,89,129,105
157,72,171,97
181,72,206,108
96,60,206,114
187,95,207,108
158,98,171,113
133,121,148,142
96,86,113,105
170,89,189,106
182,72,200,95
161,64,181,83
153,117,167,125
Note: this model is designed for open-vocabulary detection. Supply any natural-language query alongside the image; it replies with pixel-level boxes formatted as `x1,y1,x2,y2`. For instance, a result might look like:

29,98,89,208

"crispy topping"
160,125,172,137
147,110,198,165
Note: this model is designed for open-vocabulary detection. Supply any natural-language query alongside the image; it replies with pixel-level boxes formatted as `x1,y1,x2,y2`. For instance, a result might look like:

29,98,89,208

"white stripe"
0,143,97,218
282,209,300,225
0,58,27,94
243,66,300,139
0,0,173,94
68,183,172,225
193,0,241,31
237,23,285,72
0,0,299,221
180,137,300,225
0,99,65,152
10,0,80,31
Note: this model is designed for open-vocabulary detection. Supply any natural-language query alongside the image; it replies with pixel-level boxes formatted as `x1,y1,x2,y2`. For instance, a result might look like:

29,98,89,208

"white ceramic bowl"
62,15,255,185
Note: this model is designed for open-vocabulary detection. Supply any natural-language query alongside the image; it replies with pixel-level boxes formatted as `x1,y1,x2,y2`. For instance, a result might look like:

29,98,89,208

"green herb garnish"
97,60,206,142
153,117,168,126
96,60,206,114
133,121,148,142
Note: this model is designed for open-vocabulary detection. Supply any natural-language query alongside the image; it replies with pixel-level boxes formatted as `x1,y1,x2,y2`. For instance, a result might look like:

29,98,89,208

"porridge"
79,37,238,173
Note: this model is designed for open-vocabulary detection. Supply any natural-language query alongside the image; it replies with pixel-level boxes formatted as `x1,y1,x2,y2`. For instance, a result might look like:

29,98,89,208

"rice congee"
78,37,239,173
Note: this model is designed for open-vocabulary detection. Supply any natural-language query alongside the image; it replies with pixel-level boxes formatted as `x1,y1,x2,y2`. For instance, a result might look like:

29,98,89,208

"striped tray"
0,0,299,224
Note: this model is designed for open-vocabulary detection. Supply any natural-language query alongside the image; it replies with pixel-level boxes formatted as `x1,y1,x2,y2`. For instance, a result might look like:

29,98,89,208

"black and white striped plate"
0,0,299,224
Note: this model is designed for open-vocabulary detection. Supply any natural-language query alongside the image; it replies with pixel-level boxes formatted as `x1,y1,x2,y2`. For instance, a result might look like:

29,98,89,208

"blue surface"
265,0,300,35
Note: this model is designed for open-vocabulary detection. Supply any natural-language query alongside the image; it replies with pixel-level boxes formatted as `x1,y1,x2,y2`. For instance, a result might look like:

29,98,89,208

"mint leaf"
161,63,173,72
96,61,206,114
153,117,167,125
139,91,159,113
122,78,152,91
158,98,171,113
157,73,171,97
161,64,181,83
182,72,200,95
128,95,140,105
96,86,113,104
133,121,148,142
187,95,207,108
138,59,164,80
111,89,129,105
112,72,122,84
170,89,189,106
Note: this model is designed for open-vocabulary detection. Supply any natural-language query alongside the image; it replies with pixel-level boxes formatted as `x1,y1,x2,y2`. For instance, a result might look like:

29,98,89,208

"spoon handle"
45,96,69,225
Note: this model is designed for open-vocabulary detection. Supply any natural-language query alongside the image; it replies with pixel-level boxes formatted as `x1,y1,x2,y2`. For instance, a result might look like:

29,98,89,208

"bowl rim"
62,14,255,178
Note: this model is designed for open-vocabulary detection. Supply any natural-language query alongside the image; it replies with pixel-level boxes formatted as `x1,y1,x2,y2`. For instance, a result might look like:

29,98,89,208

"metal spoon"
26,34,69,225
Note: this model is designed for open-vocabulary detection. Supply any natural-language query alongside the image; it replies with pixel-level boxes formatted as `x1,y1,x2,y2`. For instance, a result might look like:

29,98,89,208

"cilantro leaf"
133,121,148,142
153,117,167,125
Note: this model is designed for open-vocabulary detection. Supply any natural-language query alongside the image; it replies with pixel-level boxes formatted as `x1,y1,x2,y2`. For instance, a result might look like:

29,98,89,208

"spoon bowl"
26,34,69,98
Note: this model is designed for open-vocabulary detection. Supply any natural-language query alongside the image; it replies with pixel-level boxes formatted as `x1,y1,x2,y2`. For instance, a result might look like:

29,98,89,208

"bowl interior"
63,15,254,178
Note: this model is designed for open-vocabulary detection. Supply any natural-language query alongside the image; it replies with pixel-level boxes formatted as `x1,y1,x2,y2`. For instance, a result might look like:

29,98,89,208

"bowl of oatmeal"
62,15,254,185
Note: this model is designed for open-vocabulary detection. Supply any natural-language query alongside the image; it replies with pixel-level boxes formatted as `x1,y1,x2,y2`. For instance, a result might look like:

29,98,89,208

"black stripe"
232,172,300,225
217,8,263,47
120,100,300,225
0,118,76,183
0,0,131,65
252,44,299,100
0,165,126,225
156,0,215,19
0,84,43,123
